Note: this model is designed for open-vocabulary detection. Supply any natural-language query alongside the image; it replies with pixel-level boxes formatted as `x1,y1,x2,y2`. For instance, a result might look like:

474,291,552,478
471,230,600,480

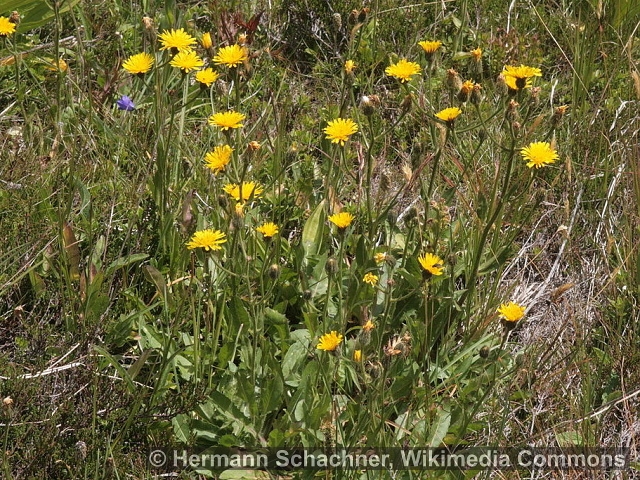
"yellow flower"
223,182,263,202
204,145,233,174
385,58,421,82
122,52,154,74
201,32,213,49
435,107,462,125
317,331,343,351
470,47,482,61
502,64,542,90
418,253,444,276
328,212,354,229
170,50,204,72
363,272,379,286
497,301,526,322
0,16,16,36
324,118,358,146
374,252,387,264
353,349,362,362
186,229,227,251
362,320,375,332
158,28,197,52
256,222,279,238
208,110,246,130
195,67,219,87
234,202,245,217
44,58,68,73
344,59,356,74
418,40,442,54
521,141,559,168
213,44,248,68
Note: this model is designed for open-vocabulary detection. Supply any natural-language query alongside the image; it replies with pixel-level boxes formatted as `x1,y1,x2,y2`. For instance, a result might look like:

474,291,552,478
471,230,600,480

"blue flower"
116,95,135,111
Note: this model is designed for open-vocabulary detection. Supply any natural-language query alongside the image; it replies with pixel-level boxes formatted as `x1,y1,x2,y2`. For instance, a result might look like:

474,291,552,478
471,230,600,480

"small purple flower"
116,95,136,111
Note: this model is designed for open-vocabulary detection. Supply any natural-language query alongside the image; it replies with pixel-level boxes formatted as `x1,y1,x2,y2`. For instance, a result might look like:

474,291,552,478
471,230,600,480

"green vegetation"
1,0,639,478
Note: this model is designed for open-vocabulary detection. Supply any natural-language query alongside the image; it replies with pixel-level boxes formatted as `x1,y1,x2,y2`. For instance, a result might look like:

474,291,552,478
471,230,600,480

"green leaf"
3,0,82,33
172,413,191,444
106,253,148,276
427,402,452,447
302,199,326,259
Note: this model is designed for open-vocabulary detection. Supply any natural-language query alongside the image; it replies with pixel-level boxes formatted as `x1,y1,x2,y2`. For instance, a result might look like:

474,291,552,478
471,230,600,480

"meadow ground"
0,0,639,478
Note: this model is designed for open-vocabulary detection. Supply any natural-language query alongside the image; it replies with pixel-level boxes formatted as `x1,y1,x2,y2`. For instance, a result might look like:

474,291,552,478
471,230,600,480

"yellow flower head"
45,58,68,73
204,145,233,174
158,28,197,52
374,252,387,264
324,118,358,146
213,44,248,68
470,47,482,61
256,222,279,238
0,16,16,36
435,107,462,125
353,349,362,362
223,181,263,202
418,40,442,54
170,50,204,72
122,52,154,74
186,229,227,251
201,32,213,49
502,65,542,90
362,320,375,332
363,272,379,286
385,58,421,82
208,110,246,130
195,67,219,87
497,301,526,322
317,331,343,351
328,212,354,229
344,59,356,74
521,141,559,168
418,253,444,276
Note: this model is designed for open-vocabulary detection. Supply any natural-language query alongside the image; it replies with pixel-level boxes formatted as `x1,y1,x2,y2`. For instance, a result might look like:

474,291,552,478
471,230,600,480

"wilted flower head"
385,58,421,83
116,95,135,111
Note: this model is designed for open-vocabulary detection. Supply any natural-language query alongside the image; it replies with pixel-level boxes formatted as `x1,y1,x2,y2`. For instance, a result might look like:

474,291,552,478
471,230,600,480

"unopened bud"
470,83,483,105
268,264,280,279
326,257,338,275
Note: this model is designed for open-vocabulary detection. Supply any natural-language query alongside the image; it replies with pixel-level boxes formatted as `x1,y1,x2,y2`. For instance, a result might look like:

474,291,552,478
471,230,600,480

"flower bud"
268,264,280,279
446,69,462,93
